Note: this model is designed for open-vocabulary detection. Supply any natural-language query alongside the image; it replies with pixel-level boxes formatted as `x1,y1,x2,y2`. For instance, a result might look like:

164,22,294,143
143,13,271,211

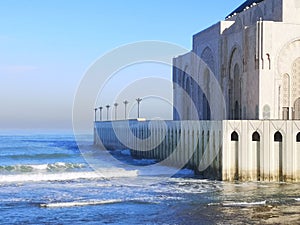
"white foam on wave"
0,162,86,173
295,198,300,201
40,195,182,208
0,169,138,183
222,200,267,207
29,164,48,170
208,203,221,206
153,178,222,194
40,199,123,208
0,171,98,183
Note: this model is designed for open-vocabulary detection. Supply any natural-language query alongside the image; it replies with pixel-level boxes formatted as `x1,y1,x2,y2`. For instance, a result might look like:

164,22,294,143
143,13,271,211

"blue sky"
0,0,242,131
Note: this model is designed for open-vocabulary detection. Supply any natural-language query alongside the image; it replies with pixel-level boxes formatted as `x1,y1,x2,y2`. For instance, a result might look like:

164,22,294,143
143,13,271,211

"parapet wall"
94,120,300,182
223,120,300,182
94,120,223,180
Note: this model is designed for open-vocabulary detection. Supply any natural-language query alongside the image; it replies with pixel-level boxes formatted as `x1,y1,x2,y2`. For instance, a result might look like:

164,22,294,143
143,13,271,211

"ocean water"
0,133,300,225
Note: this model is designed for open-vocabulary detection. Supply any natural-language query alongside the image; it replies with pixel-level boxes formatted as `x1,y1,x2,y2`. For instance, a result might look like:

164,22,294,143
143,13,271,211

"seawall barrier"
94,120,300,182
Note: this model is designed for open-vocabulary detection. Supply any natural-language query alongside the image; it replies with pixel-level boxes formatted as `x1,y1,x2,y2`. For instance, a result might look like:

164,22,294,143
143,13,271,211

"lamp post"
123,100,129,119
114,103,118,120
98,106,103,121
94,108,98,122
136,98,142,118
106,105,110,121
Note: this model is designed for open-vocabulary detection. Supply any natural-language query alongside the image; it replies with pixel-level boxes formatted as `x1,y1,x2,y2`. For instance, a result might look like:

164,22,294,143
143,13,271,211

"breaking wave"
0,166,138,183
40,199,124,208
220,200,267,207
39,196,181,208
0,162,86,173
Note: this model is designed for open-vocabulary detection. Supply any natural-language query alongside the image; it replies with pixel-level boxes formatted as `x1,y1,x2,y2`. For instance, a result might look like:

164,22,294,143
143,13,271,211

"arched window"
274,131,283,181
294,98,300,120
274,131,283,142
252,131,261,181
203,68,211,120
282,73,290,120
228,85,233,119
296,133,300,142
186,77,191,98
230,131,239,180
184,75,192,120
233,64,241,119
282,73,290,107
231,131,239,141
207,131,210,143
252,131,260,142
292,58,300,108
201,47,215,74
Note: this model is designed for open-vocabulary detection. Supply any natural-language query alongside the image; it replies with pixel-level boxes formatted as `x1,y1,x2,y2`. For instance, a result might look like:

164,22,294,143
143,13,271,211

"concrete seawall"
94,120,300,182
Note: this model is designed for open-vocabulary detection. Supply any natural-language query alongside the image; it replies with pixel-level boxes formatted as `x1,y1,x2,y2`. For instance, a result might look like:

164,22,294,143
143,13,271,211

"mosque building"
173,0,300,121
95,0,300,181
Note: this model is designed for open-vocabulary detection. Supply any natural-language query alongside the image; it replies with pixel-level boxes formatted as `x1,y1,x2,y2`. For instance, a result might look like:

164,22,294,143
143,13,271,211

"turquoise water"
0,133,300,224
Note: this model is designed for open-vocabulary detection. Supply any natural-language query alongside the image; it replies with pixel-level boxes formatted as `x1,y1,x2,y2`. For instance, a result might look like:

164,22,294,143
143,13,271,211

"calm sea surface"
0,133,300,225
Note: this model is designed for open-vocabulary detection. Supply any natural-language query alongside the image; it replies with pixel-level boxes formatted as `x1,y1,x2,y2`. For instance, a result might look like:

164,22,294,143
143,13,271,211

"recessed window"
231,131,239,141
296,133,300,142
252,132,260,141
274,131,283,142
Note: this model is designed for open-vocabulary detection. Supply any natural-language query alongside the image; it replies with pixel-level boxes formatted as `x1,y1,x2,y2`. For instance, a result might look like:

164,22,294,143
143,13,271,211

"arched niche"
274,131,283,142
296,132,300,142
252,131,260,142
231,131,239,141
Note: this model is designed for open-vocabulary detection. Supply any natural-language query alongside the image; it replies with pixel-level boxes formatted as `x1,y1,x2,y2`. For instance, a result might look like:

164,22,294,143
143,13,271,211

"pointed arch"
252,131,260,142
252,131,261,181
228,46,243,120
231,131,239,141
201,47,216,75
203,68,211,120
183,65,191,120
230,131,239,180
294,98,300,120
274,131,283,181
297,132,300,142
281,73,290,120
274,131,283,142
233,63,241,119
291,58,300,119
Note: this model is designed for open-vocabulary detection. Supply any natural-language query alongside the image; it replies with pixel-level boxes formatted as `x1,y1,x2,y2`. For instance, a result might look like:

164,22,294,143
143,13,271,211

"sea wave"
0,162,86,173
0,169,138,183
221,200,267,207
40,199,123,208
39,196,180,208
9,153,73,160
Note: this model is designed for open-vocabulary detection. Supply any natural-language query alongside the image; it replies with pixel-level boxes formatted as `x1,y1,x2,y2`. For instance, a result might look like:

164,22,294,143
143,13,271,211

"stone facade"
173,0,300,121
